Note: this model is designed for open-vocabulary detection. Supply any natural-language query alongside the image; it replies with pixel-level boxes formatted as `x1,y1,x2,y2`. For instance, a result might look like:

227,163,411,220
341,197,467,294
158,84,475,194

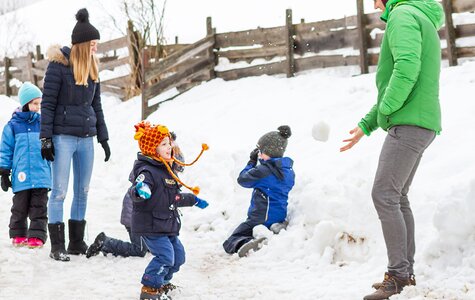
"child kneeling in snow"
223,125,295,257
129,121,209,300
0,82,51,248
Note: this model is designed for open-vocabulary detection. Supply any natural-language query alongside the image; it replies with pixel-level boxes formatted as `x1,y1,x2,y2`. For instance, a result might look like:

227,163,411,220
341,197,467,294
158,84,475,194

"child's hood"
12,110,40,124
260,157,294,180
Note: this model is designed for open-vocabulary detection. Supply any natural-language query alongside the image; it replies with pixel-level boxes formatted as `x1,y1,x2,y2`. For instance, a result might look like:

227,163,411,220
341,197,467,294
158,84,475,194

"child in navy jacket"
223,125,295,257
0,82,51,248
130,121,209,300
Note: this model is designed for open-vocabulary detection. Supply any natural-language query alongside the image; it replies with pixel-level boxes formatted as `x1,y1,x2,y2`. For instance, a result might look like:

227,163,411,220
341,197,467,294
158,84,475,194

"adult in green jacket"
340,0,444,299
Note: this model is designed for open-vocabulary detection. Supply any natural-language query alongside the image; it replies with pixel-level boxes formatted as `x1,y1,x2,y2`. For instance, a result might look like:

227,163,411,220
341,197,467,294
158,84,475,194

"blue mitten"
194,197,209,209
135,175,151,200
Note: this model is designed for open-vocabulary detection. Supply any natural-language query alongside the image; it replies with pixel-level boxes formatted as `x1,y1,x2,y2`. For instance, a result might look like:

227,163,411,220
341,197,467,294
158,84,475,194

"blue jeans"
141,236,185,288
48,135,94,223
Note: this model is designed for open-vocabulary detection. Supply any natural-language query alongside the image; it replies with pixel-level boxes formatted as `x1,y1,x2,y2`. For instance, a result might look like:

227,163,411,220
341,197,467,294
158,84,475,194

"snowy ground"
1,57,475,299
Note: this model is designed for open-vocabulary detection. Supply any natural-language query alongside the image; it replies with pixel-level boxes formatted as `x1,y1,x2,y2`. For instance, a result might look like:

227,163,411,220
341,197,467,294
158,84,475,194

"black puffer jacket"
40,45,108,142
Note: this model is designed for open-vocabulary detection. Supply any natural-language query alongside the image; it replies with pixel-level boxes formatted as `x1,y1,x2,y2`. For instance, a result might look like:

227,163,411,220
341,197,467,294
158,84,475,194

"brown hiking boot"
363,273,410,300
372,273,416,290
140,285,169,300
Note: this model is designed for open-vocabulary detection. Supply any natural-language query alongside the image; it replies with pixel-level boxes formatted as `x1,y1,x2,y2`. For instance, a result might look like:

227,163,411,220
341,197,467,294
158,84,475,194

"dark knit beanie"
257,125,292,158
71,8,100,45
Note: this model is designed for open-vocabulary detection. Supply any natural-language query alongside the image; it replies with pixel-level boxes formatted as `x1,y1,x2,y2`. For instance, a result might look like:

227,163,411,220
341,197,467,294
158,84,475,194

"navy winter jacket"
0,110,51,193
130,153,197,236
237,157,295,227
40,45,108,142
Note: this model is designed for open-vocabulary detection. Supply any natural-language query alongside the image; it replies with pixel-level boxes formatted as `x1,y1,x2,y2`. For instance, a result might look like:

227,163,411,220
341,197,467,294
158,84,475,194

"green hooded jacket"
358,0,444,135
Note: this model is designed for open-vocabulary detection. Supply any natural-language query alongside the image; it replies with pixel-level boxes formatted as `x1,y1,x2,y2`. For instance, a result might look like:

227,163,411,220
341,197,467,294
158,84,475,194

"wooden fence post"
26,53,35,83
4,57,11,97
141,48,150,120
285,9,295,78
127,20,143,99
443,0,458,66
356,0,369,74
206,16,217,80
35,45,43,61
175,36,179,44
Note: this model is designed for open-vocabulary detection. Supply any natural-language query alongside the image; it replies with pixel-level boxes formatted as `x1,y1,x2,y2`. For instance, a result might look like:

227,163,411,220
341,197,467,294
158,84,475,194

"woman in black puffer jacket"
40,8,110,262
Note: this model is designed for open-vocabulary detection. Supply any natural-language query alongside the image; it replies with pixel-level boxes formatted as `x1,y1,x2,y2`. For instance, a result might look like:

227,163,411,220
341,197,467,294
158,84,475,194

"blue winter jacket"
0,110,52,193
129,153,197,236
237,157,295,227
40,45,108,142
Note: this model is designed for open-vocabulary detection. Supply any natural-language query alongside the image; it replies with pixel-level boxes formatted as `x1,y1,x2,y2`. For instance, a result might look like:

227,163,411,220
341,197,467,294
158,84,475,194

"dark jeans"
102,226,148,257
9,188,48,242
222,219,260,254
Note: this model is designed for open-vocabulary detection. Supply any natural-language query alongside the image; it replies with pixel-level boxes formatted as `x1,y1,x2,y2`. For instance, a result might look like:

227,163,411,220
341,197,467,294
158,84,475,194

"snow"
1,1,475,300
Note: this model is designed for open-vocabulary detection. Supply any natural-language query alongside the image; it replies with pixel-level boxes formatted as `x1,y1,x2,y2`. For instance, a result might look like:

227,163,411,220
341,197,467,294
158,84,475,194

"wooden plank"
368,32,384,48
10,56,29,69
31,67,45,78
294,16,355,33
145,36,214,82
456,23,475,38
100,56,130,71
357,0,369,74
25,53,35,83
452,0,475,13
215,26,286,48
442,46,475,59
217,46,287,62
294,27,359,54
294,55,360,72
101,75,131,88
215,61,286,81
144,57,214,101
443,0,458,66
285,9,295,77
97,36,128,54
101,84,126,98
4,57,11,96
34,59,49,70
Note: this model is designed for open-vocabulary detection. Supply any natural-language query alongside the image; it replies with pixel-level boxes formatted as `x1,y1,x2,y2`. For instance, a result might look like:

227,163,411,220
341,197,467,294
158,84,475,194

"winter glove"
248,148,259,166
100,140,111,162
0,169,12,192
135,175,151,200
194,196,209,209
41,138,55,161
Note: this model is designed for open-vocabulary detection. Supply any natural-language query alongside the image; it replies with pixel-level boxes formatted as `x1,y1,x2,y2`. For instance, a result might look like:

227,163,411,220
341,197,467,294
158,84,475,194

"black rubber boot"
48,223,70,262
67,219,88,255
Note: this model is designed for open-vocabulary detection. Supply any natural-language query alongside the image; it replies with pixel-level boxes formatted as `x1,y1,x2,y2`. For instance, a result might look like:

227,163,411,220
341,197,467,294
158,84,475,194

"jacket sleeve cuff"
358,122,371,136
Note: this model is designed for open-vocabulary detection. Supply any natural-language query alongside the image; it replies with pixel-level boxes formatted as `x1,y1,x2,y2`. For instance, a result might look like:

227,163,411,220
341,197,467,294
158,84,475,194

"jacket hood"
46,44,70,66
12,111,39,124
260,157,294,180
381,0,444,30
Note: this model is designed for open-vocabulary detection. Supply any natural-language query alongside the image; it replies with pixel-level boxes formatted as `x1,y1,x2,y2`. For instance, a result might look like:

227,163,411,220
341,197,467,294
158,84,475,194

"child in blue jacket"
130,121,209,300
0,82,51,248
223,125,295,257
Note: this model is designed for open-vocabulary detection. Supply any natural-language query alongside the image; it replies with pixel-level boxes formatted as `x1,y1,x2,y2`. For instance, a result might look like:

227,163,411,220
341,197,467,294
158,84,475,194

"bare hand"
340,127,364,152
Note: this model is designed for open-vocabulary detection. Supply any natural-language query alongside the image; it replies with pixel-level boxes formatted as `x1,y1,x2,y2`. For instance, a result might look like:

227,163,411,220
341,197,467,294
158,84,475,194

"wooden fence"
0,24,143,100
140,0,475,119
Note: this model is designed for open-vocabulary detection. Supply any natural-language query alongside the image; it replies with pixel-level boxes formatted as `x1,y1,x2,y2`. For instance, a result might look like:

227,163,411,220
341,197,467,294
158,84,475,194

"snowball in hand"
312,121,330,142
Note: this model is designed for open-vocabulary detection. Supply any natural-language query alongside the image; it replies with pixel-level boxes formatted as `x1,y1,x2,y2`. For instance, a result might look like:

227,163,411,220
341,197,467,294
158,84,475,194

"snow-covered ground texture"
1,56,475,299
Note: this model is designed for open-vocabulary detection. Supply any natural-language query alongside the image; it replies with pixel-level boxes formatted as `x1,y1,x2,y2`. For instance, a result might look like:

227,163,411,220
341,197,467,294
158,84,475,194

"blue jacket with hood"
0,110,52,193
237,157,295,227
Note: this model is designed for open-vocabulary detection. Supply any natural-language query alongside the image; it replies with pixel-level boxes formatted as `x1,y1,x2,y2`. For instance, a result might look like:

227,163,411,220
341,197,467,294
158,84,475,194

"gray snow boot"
237,237,267,257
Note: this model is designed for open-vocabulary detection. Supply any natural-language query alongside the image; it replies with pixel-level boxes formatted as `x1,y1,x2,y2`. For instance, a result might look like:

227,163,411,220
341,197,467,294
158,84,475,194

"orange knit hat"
134,121,208,195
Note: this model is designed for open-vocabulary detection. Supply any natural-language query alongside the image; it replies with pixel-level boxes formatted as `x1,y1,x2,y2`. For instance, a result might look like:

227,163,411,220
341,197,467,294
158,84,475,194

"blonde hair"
70,41,99,85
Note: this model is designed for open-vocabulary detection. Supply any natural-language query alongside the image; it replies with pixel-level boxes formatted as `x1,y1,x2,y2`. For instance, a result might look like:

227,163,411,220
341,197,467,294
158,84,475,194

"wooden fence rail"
140,0,475,119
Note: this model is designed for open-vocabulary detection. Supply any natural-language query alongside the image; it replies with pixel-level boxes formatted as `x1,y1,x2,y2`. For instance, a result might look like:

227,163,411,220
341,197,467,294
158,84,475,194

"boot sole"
49,253,70,262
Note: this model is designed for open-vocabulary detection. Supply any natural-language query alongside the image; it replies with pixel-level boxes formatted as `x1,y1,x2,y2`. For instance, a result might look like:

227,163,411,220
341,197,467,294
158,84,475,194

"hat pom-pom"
202,143,209,151
277,125,292,139
191,186,200,195
76,8,89,23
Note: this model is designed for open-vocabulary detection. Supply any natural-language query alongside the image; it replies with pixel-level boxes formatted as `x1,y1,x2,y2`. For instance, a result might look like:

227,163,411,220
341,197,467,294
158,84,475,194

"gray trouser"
372,125,436,278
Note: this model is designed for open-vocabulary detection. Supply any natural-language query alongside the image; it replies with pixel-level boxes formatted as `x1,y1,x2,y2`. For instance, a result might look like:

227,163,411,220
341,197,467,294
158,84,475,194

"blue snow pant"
102,226,148,257
222,219,261,254
141,236,185,288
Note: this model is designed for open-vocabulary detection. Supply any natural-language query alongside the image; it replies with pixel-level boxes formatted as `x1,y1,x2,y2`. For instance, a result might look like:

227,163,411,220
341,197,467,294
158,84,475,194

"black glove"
41,138,55,161
100,140,111,162
248,148,259,166
0,168,12,192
